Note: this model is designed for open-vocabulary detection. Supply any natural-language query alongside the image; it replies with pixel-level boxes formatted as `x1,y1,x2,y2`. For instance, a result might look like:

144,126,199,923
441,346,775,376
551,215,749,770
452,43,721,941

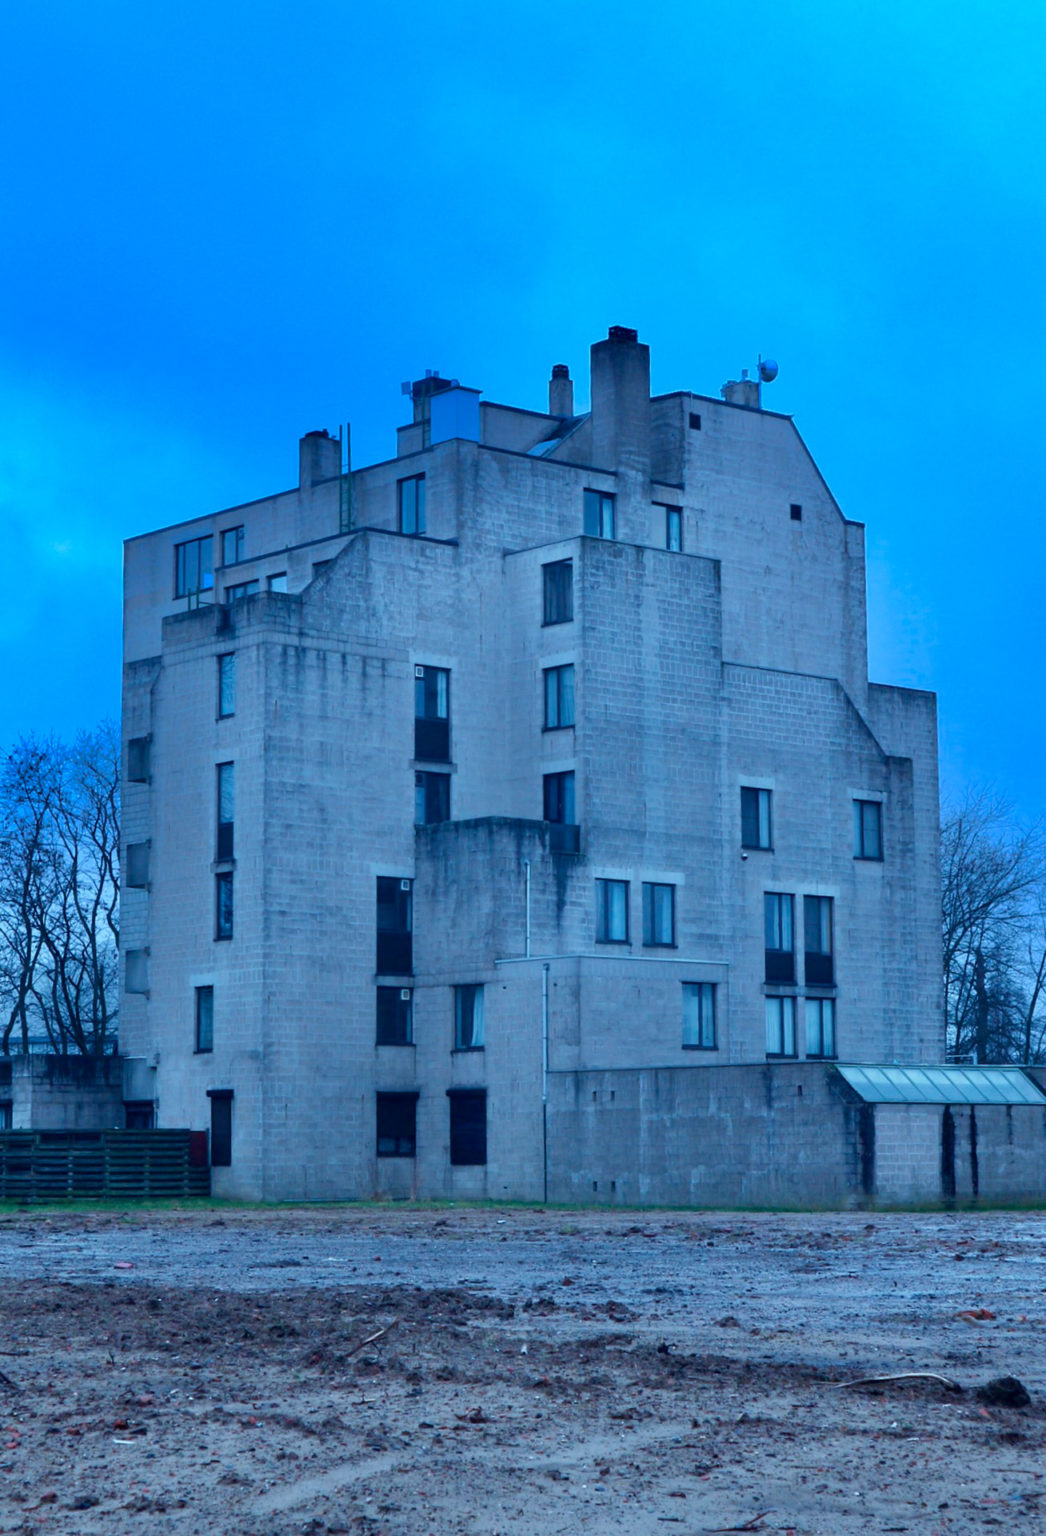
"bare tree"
0,725,120,1056
941,789,1046,1063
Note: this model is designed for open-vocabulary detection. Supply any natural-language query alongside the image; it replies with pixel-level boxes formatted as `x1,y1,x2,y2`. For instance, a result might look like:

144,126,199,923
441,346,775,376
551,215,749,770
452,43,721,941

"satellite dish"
759,358,779,383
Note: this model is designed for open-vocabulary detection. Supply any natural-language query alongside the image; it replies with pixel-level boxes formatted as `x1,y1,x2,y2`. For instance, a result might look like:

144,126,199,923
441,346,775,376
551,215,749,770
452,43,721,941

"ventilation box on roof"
430,386,481,444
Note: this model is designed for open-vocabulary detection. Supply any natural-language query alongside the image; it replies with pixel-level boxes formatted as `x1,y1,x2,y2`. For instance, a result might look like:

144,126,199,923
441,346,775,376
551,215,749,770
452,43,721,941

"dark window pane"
399,475,426,535
376,987,413,1045
454,984,485,1049
741,787,771,849
209,1093,232,1166
542,560,573,625
415,771,450,825
215,872,234,939
449,1089,486,1166
803,895,834,985
376,1092,417,1157
543,771,575,824
125,842,150,888
195,986,214,1052
854,800,883,860
127,737,151,783
376,878,412,974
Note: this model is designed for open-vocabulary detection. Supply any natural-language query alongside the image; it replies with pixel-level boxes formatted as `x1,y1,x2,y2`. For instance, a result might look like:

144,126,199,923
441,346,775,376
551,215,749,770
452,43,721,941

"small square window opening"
790,504,802,521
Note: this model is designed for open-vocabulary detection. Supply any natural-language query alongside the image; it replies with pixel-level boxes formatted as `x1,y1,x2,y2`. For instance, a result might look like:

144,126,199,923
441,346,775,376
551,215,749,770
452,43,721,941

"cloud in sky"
0,0,1042,813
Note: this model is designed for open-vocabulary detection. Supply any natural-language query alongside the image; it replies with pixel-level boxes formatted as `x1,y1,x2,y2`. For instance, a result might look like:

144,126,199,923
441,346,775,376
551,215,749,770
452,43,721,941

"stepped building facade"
120,327,955,1204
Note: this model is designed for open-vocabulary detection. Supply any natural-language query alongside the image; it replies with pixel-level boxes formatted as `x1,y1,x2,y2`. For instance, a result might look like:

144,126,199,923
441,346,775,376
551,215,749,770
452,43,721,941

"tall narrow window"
803,896,834,985
764,892,795,983
682,982,716,1049
208,1090,233,1166
414,771,450,825
454,984,485,1050
414,666,450,761
661,504,683,551
125,842,150,888
583,489,616,539
215,872,234,940
376,877,412,974
595,879,629,943
542,560,573,625
741,787,772,850
543,664,575,729
125,950,149,994
174,535,213,598
765,996,797,1057
195,985,214,1053
127,737,151,783
398,474,426,535
448,1088,486,1166
220,525,245,565
376,986,413,1045
543,771,578,852
217,653,236,718
216,763,234,860
854,800,883,860
805,998,836,1059
642,882,675,946
376,1092,417,1157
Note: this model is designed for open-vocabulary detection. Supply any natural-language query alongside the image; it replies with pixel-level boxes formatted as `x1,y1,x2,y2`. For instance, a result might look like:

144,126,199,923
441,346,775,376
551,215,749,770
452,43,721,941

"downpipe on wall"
542,961,550,1204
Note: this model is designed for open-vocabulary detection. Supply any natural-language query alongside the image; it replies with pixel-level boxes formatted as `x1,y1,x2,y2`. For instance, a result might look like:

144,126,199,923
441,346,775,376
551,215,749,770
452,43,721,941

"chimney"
720,371,761,409
299,429,341,489
589,326,650,475
549,363,573,418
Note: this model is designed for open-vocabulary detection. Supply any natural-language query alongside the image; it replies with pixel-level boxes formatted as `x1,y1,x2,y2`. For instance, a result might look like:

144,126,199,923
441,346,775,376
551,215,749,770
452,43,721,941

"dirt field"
0,1206,1044,1535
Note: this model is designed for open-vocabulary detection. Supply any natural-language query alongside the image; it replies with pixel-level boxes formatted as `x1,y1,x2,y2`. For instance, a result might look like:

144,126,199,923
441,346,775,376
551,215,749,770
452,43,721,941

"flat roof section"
837,1064,1046,1106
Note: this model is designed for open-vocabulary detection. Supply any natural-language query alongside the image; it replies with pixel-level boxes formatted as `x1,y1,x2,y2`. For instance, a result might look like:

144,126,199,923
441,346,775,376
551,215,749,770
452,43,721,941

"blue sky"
1,1,1042,819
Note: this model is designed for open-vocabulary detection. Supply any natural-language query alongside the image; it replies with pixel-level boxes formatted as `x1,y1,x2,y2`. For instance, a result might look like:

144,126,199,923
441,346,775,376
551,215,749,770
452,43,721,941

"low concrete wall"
2,1055,124,1132
548,1064,870,1208
951,1103,1046,1203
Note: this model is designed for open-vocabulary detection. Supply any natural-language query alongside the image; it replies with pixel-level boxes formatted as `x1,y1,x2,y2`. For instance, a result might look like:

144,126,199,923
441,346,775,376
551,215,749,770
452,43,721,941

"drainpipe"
542,962,550,1204
523,859,531,959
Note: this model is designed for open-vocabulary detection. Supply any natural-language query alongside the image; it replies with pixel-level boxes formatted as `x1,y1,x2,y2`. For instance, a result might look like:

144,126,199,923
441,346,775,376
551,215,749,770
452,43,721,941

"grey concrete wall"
3,1056,124,1131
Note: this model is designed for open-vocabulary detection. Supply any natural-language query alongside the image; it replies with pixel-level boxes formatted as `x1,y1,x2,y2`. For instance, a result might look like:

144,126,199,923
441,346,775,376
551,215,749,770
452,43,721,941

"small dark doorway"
941,1107,956,1201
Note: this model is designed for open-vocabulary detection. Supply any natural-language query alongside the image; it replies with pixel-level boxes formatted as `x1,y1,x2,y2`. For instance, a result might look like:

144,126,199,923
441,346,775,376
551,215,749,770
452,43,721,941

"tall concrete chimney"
589,326,650,476
549,363,573,417
299,429,341,489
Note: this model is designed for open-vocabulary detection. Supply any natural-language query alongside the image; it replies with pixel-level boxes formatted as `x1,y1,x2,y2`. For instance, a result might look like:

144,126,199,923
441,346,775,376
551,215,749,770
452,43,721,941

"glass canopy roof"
837,1064,1046,1106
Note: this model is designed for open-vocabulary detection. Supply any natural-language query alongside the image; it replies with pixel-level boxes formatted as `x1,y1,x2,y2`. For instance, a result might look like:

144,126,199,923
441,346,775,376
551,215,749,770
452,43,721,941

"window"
414,665,450,761
0,1101,11,1131
376,1092,417,1157
764,892,795,983
215,872,234,940
267,572,287,593
174,535,213,598
399,474,426,535
766,995,797,1057
124,1101,154,1130
595,879,629,943
543,770,579,852
804,896,834,985
124,841,149,888
790,503,803,522
218,653,236,718
195,985,214,1053
542,560,573,625
376,987,413,1045
642,882,675,946
741,787,772,850
805,998,836,1059
208,1089,233,1167
454,984,485,1050
682,982,716,1049
660,504,683,552
689,412,702,430
543,664,575,729
127,736,151,783
415,770,450,825
583,488,615,539
854,800,883,860
225,580,259,602
125,949,149,994
448,1088,486,1166
220,525,245,565
376,877,412,974
216,763,234,860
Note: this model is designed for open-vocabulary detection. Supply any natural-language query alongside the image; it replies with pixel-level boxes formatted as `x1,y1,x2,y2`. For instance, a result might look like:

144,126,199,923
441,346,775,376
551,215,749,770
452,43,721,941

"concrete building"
120,326,968,1204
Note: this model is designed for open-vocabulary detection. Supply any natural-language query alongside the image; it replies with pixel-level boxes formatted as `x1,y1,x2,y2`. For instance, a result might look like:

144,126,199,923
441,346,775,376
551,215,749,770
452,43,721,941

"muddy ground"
0,1207,1044,1534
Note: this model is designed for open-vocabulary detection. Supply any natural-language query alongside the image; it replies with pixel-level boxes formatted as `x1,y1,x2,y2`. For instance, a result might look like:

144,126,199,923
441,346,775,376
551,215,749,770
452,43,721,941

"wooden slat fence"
0,1130,210,1201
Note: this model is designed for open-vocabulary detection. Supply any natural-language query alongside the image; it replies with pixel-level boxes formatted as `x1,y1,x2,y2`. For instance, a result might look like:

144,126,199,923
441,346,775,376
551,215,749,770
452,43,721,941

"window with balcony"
414,665,450,761
764,892,795,983
174,535,213,598
376,877,412,974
